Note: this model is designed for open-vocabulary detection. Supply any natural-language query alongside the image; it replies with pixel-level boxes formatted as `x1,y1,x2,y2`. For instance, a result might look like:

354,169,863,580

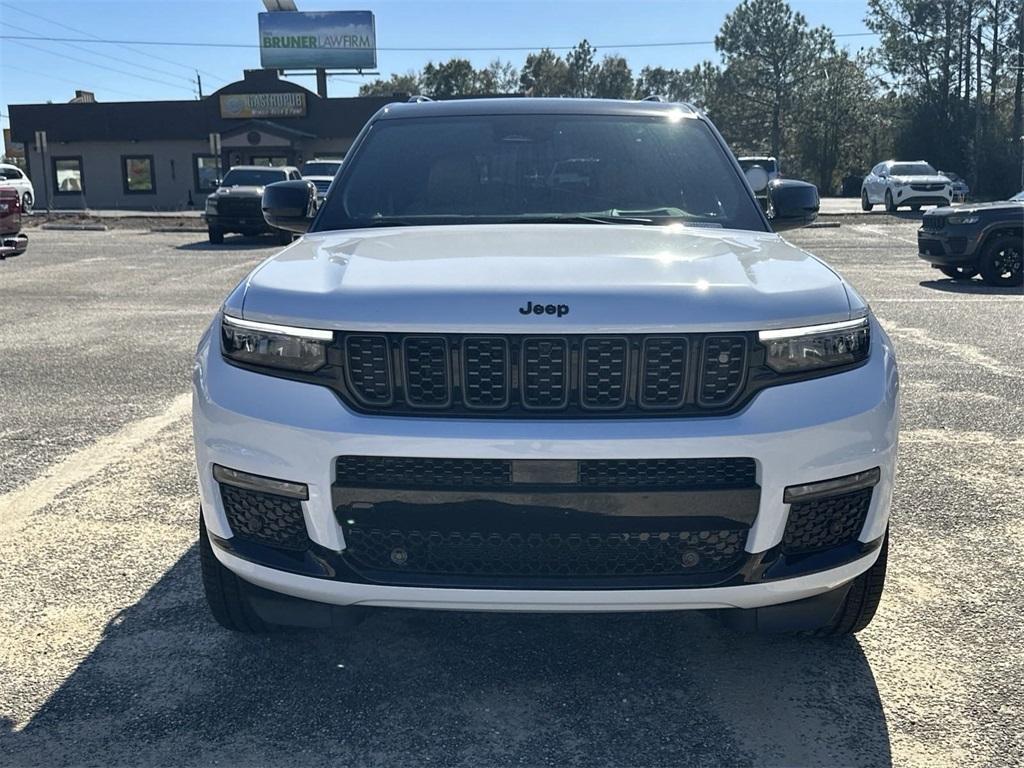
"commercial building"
7,69,395,210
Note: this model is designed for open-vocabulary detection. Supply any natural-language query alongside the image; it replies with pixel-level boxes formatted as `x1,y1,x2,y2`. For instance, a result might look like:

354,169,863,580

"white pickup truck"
192,98,899,637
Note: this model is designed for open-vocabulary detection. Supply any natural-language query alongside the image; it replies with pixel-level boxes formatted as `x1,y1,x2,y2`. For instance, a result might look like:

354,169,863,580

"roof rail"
407,95,433,103
641,94,667,102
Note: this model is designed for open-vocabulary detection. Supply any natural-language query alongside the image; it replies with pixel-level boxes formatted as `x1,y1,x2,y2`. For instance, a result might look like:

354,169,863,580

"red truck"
0,186,29,259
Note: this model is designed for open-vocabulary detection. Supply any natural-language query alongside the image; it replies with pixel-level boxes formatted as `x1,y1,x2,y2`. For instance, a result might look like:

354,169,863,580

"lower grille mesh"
782,488,872,555
344,526,748,578
220,484,310,551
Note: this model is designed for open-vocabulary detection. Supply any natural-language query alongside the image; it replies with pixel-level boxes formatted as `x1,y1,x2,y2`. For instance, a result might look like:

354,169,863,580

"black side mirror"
262,180,317,233
766,179,819,231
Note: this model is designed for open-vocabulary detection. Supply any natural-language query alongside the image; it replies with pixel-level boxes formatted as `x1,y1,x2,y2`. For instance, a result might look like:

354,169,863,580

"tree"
420,58,482,97
715,0,835,157
520,48,570,95
566,39,599,97
480,59,520,94
593,56,634,99
359,71,420,96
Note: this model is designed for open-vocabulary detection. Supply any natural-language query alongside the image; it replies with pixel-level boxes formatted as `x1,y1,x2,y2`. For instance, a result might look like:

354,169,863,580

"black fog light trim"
783,468,880,504
213,464,309,500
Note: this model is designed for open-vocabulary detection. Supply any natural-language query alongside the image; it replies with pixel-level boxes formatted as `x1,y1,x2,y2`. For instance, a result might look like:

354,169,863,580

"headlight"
221,315,330,372
758,317,870,373
892,179,908,187
947,214,979,225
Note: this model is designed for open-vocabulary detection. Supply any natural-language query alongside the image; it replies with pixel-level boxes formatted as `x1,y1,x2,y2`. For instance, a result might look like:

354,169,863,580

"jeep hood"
231,224,856,333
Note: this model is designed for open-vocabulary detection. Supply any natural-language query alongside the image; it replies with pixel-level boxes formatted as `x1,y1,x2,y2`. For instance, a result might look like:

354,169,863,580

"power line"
0,1,229,82
6,39,197,92
0,31,878,53
2,62,149,99
2,19,197,84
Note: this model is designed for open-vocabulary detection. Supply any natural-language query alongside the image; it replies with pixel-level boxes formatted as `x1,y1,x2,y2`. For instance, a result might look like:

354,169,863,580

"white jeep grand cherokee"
193,99,899,636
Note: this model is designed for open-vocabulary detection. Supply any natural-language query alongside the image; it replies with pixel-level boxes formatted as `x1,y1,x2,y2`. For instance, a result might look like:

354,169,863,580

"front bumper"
917,227,983,266
203,212,272,233
0,232,28,259
192,316,899,611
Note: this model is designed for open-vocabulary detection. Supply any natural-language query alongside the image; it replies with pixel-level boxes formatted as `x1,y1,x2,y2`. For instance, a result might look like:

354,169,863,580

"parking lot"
1,220,1022,767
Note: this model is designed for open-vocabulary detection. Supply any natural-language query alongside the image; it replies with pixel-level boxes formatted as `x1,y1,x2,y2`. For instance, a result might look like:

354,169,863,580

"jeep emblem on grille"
518,301,569,317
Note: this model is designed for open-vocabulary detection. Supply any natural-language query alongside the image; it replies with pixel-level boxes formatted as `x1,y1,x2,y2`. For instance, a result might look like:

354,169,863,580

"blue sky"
0,0,875,146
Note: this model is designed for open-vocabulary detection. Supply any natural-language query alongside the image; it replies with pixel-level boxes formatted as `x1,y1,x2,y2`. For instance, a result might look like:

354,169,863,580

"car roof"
375,97,702,121
228,165,296,172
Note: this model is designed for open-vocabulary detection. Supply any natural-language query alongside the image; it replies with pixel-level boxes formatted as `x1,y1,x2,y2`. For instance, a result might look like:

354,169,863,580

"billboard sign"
258,11,376,70
219,92,307,119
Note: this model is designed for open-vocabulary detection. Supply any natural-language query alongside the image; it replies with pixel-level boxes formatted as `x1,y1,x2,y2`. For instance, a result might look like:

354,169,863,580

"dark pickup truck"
918,200,1024,286
0,186,28,259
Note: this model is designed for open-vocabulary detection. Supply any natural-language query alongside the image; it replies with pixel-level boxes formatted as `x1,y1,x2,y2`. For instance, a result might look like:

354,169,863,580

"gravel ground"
0,223,1022,767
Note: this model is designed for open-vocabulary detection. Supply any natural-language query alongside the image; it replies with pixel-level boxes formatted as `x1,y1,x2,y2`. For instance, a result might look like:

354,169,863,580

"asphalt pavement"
1,223,1022,767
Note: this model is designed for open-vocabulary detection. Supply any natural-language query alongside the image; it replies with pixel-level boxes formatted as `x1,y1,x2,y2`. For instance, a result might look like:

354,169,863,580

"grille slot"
581,337,629,409
402,336,450,408
640,337,688,408
782,488,873,555
578,458,756,489
699,336,747,406
344,335,393,406
521,337,570,409
462,337,510,409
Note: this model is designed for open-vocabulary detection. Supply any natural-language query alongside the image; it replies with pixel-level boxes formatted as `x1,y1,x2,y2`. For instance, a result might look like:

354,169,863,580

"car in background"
939,171,969,202
0,163,35,213
736,156,780,195
300,158,343,201
0,187,29,259
918,198,1024,286
1011,190,1024,202
204,165,303,244
861,161,952,212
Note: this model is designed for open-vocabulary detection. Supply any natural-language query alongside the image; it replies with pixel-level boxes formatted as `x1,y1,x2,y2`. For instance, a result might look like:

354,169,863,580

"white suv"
193,99,899,637
861,160,952,212
0,163,35,213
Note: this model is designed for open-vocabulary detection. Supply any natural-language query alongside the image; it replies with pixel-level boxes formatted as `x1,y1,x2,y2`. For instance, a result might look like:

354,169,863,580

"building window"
122,155,155,194
250,156,289,167
53,157,84,194
194,154,220,193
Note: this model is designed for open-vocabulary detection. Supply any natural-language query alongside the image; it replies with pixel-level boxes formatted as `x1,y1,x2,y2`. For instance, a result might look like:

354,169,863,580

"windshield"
301,161,342,176
890,163,936,176
315,113,766,232
221,169,287,186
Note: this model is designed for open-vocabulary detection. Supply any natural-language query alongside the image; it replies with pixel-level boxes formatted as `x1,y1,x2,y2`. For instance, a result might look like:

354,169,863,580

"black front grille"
215,196,262,216
911,183,943,192
343,526,748,578
782,488,872,555
312,179,332,193
921,216,945,232
335,332,753,417
947,237,967,254
336,456,757,490
220,484,310,550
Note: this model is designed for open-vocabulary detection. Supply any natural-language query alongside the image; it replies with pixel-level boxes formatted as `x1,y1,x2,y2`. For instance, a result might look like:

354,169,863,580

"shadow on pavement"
176,235,284,251
2,547,892,767
919,278,1024,295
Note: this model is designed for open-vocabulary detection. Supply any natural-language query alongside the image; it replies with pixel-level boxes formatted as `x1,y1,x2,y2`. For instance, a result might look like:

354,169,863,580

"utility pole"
196,71,203,99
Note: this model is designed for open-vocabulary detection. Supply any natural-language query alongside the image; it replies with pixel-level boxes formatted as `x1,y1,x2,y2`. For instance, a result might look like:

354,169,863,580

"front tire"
978,234,1024,287
22,191,33,213
884,190,897,213
275,228,294,245
199,512,272,633
813,533,888,636
207,226,224,244
860,189,873,211
939,265,977,280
